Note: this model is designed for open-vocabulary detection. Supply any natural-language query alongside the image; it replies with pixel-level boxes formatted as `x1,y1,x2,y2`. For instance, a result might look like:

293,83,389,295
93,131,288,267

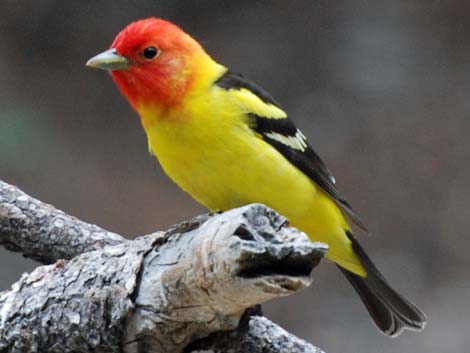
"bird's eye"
143,46,158,60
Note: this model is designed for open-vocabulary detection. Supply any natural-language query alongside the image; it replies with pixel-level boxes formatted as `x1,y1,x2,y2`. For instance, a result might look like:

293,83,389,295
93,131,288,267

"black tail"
339,232,427,337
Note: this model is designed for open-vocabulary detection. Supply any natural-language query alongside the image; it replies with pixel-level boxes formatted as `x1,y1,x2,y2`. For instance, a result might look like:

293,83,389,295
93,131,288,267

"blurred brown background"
1,1,468,352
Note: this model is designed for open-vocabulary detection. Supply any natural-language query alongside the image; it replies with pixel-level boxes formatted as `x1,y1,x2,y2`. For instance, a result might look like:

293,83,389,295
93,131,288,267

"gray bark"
0,181,125,264
0,181,326,353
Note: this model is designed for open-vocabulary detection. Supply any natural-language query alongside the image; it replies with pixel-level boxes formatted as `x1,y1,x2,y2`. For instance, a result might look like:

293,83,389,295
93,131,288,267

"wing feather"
214,70,367,231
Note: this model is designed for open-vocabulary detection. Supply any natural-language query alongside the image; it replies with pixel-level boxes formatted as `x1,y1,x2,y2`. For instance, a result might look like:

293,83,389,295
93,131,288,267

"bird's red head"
91,18,208,110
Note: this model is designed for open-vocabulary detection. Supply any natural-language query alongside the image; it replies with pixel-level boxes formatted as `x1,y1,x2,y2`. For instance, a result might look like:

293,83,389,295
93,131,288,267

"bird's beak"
86,48,128,70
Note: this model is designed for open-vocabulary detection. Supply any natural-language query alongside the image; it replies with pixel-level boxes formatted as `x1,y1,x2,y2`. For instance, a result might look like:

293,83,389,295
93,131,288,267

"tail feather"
340,231,427,337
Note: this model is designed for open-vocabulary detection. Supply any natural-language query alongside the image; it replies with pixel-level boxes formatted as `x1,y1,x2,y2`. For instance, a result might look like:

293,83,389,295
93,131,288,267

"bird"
86,17,426,336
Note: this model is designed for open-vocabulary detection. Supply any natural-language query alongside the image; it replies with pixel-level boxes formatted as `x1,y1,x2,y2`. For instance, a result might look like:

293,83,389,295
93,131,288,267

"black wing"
215,70,367,231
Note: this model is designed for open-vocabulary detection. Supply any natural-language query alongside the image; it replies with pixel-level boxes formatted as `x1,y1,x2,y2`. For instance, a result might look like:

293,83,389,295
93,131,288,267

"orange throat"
110,59,193,111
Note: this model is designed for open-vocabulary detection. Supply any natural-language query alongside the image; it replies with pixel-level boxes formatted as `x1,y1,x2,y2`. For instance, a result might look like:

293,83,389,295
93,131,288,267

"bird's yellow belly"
149,122,314,214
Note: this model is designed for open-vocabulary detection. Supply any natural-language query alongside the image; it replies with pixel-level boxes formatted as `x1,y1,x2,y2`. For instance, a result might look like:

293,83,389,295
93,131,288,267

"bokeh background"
1,1,468,352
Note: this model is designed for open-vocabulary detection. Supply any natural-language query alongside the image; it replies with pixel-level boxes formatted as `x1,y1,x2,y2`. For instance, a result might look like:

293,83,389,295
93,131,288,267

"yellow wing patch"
229,88,287,119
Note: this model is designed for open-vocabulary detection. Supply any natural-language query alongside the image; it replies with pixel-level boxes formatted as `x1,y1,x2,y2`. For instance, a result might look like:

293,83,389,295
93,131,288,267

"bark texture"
0,181,125,264
0,181,327,353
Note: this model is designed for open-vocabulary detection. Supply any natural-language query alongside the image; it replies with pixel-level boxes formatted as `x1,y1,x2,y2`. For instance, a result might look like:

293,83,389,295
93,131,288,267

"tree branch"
0,181,327,353
187,310,324,353
0,181,125,264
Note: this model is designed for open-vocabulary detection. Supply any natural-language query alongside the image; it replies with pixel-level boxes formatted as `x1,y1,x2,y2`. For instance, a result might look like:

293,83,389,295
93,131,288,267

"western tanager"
87,18,426,336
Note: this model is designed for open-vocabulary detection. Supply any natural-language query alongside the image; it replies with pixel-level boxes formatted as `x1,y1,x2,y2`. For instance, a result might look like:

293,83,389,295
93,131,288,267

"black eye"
143,46,158,59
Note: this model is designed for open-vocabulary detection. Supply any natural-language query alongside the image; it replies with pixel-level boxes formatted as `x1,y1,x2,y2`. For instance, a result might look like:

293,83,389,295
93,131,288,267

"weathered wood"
0,181,327,353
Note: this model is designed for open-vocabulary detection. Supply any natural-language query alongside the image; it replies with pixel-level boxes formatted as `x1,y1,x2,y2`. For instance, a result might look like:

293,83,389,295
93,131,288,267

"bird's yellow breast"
141,88,315,213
